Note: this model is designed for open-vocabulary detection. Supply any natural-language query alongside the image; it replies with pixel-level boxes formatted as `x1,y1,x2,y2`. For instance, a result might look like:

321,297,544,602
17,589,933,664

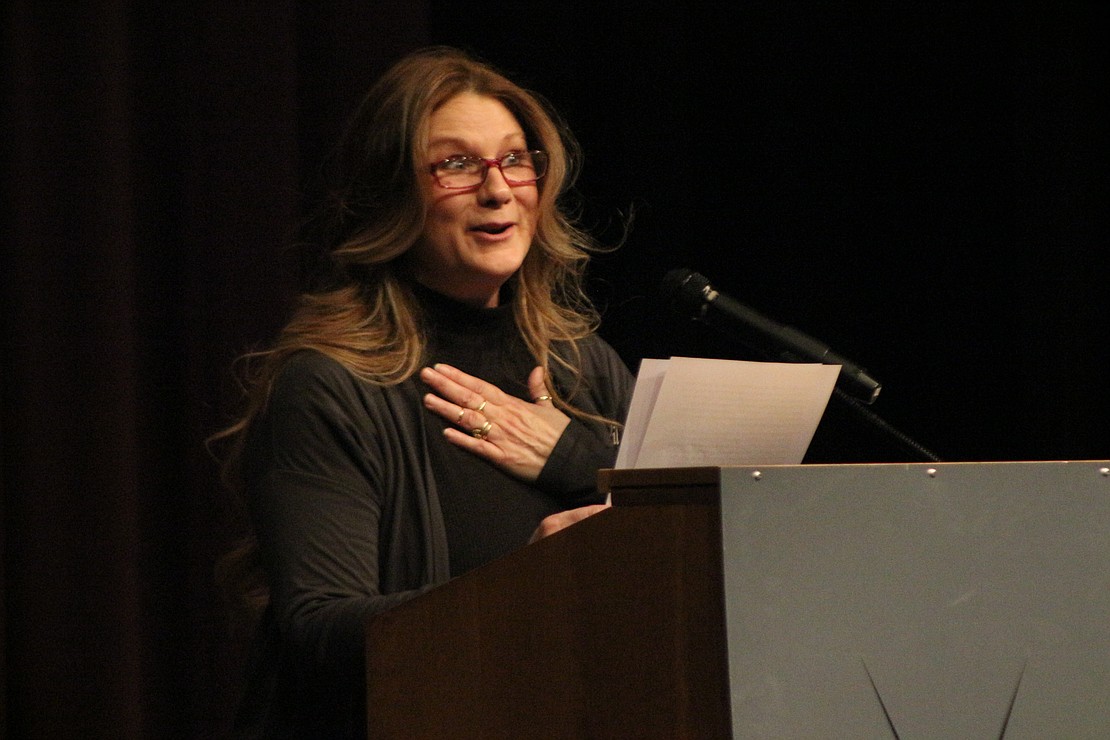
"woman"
217,46,634,737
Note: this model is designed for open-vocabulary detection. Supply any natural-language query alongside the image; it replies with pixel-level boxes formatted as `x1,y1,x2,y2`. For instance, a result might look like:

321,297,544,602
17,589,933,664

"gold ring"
470,421,493,439
474,400,487,413
533,395,552,403
455,408,465,423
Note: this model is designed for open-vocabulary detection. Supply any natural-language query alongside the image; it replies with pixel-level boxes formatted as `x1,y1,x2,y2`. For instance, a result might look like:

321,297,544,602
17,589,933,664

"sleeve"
242,353,431,686
533,335,636,504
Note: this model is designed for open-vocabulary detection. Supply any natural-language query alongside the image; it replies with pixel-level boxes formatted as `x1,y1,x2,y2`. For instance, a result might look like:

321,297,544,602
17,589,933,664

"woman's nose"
477,165,513,205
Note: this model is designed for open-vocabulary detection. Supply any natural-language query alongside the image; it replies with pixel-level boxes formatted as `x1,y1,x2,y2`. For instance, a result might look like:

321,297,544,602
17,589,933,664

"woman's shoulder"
269,350,355,397
573,333,629,374
552,333,634,412
268,350,398,412
277,348,354,382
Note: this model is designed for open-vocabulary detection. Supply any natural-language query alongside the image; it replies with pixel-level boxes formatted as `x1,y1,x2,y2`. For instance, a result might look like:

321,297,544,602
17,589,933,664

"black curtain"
2,3,427,736
3,2,1105,736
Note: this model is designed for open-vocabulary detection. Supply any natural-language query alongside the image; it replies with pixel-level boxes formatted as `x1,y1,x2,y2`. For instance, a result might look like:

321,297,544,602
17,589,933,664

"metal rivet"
926,468,938,478
751,470,762,481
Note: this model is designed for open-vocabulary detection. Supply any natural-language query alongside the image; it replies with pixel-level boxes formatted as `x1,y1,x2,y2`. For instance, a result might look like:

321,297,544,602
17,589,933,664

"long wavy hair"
213,46,615,625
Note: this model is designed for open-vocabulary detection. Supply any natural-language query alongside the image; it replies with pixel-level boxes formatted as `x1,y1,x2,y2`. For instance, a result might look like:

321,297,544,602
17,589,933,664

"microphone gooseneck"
660,268,941,462
661,268,882,404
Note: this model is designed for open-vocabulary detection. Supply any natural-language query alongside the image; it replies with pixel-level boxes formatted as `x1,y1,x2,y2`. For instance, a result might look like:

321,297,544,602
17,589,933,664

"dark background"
2,2,1105,736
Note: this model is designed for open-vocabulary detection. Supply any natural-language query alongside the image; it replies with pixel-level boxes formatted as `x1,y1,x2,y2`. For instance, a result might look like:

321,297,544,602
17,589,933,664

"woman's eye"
439,158,473,172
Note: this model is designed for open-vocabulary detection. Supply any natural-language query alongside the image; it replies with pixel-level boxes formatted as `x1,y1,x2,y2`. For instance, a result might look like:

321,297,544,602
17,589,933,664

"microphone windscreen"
660,268,710,314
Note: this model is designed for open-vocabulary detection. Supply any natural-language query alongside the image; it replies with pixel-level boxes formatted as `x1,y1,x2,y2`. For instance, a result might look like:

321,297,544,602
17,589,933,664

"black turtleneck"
414,284,565,577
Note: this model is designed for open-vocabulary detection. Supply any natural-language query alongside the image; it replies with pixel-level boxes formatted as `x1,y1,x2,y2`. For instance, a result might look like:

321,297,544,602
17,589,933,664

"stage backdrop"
2,2,1105,736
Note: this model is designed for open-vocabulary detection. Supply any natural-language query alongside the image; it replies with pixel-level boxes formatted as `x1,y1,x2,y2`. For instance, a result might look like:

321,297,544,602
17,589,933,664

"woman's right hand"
420,363,570,482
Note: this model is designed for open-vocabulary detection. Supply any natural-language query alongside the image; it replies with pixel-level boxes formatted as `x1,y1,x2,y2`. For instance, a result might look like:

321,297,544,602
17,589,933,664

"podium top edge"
600,461,1110,495
600,461,1110,507
598,467,722,501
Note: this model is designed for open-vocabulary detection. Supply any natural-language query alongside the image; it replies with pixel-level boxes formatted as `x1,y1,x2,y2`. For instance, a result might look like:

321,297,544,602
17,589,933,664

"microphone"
661,268,882,404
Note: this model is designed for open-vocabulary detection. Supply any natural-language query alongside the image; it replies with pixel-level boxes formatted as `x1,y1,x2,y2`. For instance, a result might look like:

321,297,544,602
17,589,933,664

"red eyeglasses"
428,150,548,189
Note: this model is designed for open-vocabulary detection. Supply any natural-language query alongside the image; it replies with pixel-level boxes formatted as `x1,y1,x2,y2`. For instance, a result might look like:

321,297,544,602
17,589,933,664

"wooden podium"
365,462,1110,738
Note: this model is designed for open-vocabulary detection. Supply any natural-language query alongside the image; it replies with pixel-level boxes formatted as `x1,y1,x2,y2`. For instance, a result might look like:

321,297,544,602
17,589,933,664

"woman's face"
409,92,539,308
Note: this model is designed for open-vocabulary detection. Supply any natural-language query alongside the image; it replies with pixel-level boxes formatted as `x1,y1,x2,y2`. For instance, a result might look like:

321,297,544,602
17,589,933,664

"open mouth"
471,223,512,235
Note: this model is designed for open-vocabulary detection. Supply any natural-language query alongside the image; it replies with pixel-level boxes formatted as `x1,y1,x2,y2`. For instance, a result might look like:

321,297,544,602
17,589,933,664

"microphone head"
661,268,711,315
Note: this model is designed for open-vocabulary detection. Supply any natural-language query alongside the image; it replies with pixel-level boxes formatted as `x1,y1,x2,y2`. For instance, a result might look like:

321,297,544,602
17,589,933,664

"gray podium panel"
717,461,1110,738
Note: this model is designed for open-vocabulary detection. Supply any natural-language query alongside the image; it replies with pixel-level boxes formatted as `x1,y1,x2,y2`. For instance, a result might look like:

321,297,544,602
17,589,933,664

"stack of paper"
615,357,839,469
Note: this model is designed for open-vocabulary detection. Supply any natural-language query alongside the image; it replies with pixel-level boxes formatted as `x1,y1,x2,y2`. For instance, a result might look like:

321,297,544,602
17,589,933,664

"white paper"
613,358,668,469
616,357,839,469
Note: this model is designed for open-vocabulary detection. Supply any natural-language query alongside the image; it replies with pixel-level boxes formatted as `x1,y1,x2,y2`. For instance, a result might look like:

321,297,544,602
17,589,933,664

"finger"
528,504,610,543
429,363,502,403
423,393,481,429
527,366,553,405
419,365,497,412
444,424,500,453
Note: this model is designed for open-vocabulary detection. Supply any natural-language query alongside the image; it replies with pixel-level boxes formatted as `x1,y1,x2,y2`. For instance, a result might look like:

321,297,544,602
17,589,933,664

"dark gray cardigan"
234,336,633,738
